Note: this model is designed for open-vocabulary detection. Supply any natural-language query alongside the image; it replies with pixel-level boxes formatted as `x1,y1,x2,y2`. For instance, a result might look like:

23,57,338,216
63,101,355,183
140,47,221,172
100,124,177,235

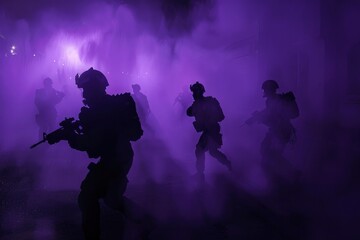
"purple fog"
1,0,359,239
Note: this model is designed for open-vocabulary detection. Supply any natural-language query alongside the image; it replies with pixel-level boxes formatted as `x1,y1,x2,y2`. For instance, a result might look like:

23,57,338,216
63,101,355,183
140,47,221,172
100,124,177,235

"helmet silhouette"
132,84,141,92
75,67,109,89
43,77,53,86
190,82,205,94
262,80,279,91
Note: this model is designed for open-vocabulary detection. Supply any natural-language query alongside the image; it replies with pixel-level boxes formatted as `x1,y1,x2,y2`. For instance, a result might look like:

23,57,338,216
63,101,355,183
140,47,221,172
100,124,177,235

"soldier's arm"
67,108,91,151
246,109,266,125
67,133,88,151
214,98,225,122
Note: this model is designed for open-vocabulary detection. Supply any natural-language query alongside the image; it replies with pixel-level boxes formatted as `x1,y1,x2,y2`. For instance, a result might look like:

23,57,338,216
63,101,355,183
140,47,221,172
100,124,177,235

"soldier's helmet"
43,77,53,86
190,81,205,94
262,80,279,91
75,67,109,89
132,84,141,92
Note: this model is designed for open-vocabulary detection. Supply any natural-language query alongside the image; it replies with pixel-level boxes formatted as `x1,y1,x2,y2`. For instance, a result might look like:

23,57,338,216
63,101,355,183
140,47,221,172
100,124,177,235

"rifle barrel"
30,139,46,149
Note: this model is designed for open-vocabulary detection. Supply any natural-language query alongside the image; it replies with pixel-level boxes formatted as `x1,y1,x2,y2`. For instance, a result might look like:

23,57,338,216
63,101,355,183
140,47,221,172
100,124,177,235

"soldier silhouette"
246,80,299,181
47,68,148,240
131,84,152,133
34,77,64,139
187,82,231,181
174,85,193,119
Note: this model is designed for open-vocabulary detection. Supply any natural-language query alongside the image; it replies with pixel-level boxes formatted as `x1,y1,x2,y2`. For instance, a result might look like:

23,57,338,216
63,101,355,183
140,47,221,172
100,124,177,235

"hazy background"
1,0,359,239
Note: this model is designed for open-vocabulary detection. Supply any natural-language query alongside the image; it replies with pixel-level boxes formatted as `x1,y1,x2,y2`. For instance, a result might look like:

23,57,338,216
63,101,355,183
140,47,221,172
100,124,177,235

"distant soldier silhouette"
47,68,146,240
174,85,193,119
187,82,231,180
246,80,299,176
34,77,64,139
131,84,152,132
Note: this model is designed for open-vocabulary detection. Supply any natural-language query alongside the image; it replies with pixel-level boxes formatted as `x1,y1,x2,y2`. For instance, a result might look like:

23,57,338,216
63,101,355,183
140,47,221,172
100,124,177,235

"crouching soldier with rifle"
31,67,152,240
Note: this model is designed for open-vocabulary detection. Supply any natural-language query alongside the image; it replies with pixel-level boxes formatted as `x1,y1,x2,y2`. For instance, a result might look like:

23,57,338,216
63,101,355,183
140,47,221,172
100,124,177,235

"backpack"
114,93,143,141
279,92,299,119
205,97,225,123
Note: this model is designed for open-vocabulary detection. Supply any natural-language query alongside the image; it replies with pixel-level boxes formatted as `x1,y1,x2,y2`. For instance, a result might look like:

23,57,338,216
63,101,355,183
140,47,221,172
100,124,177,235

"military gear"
71,93,143,159
75,67,109,89
187,96,225,130
190,81,205,94
34,68,146,240
245,84,299,171
279,91,299,119
262,80,279,91
30,117,81,148
187,91,230,174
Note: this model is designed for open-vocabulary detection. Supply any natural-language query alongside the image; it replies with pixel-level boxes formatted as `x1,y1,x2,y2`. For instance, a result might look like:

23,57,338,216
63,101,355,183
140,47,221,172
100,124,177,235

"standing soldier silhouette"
46,68,146,240
246,80,299,179
131,84,152,133
187,82,231,181
174,85,193,119
35,77,64,139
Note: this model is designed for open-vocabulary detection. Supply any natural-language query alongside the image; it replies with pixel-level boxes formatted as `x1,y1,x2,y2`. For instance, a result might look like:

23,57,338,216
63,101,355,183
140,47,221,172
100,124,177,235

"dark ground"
1,126,360,240
1,166,359,240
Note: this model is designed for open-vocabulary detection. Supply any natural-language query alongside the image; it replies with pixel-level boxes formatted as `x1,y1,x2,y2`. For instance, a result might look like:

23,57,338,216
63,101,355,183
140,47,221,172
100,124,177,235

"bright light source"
10,47,16,55
11,45,15,50
63,45,81,66
33,53,36,57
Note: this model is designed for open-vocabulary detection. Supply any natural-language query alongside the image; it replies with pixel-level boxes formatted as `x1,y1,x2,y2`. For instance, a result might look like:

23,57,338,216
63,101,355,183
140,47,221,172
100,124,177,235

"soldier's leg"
121,196,156,239
78,165,105,240
78,191,100,240
103,176,128,211
260,132,274,162
104,176,155,238
36,114,46,140
195,147,206,174
48,112,57,132
209,148,232,171
195,134,207,174
208,132,231,171
260,133,291,188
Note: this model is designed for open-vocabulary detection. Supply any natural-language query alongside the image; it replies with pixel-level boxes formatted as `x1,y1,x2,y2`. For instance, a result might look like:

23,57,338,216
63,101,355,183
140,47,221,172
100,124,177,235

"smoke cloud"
0,0,359,239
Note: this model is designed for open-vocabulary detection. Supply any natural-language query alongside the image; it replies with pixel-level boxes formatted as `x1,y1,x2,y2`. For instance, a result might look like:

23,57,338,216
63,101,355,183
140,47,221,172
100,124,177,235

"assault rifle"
30,117,81,149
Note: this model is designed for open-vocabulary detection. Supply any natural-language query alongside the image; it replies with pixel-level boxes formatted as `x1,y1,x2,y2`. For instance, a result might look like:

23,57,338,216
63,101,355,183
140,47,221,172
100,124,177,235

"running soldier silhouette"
46,68,147,240
246,80,299,180
187,82,231,181
35,77,64,139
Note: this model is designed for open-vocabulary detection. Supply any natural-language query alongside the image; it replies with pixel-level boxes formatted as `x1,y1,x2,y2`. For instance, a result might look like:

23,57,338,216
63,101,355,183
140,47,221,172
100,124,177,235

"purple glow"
0,0,359,239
